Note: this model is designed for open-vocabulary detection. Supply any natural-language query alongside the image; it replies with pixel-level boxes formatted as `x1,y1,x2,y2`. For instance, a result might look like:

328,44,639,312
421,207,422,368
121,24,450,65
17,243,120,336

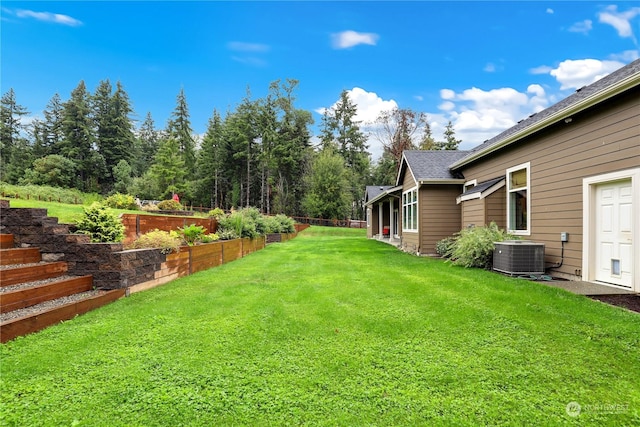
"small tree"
75,203,125,243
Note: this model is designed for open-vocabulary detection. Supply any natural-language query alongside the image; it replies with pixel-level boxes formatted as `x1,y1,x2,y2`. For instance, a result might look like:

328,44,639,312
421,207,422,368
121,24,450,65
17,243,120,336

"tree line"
0,79,460,220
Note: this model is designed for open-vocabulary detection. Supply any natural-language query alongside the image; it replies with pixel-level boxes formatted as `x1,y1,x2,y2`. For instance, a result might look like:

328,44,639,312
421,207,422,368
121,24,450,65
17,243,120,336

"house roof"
463,176,504,196
450,58,640,170
396,150,468,186
365,185,393,202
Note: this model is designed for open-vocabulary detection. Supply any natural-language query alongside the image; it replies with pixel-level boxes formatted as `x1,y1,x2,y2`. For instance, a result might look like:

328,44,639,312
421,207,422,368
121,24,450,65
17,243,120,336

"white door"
595,180,633,287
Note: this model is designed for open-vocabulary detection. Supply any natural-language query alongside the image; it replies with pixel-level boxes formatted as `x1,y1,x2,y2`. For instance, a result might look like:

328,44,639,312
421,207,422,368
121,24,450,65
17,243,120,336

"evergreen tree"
166,88,196,175
439,120,461,150
195,109,226,208
93,80,135,191
149,138,186,199
0,88,29,183
135,112,160,175
319,90,370,219
42,93,65,155
418,120,437,150
60,81,96,191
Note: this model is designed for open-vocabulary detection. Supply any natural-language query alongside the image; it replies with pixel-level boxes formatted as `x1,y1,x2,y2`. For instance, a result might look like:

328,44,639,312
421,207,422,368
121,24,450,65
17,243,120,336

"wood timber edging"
0,289,126,343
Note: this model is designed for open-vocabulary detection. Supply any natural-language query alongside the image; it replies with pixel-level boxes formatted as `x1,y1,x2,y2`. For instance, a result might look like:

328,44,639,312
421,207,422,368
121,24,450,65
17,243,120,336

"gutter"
450,72,640,170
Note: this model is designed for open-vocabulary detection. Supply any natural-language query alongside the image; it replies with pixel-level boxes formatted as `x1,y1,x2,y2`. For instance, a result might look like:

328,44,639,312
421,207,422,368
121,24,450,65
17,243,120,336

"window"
402,188,418,231
506,163,530,234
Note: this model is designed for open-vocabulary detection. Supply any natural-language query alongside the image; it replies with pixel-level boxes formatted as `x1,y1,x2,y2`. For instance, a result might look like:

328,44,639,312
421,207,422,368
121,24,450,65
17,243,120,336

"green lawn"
1,227,639,426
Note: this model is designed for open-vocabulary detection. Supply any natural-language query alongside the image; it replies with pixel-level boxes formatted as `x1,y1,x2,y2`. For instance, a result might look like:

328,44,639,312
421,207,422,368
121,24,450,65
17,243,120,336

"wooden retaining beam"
0,289,126,343
1,276,94,313
0,262,68,287
0,247,42,265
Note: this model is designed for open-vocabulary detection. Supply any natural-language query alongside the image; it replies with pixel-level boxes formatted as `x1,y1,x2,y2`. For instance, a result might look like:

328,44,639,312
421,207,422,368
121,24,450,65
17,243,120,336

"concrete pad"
539,280,636,296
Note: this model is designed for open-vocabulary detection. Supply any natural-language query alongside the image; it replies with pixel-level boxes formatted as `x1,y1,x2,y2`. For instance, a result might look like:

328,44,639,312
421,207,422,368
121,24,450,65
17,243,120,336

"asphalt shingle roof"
402,150,469,181
454,58,640,168
365,185,393,202
462,176,504,196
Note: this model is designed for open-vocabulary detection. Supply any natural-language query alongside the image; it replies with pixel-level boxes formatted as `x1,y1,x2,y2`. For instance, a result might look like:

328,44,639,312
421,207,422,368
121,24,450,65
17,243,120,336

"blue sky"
2,1,639,158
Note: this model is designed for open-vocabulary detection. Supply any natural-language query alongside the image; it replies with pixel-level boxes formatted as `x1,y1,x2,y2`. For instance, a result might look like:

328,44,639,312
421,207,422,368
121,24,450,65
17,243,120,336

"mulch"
589,295,640,314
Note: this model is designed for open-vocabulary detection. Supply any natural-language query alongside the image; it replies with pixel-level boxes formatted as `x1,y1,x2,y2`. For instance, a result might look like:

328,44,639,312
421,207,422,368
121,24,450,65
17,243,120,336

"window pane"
509,190,527,230
510,168,527,188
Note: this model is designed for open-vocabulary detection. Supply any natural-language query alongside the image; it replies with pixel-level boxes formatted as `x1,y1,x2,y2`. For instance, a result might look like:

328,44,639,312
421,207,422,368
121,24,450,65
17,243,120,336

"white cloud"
440,89,455,100
331,30,379,49
13,8,82,26
598,5,640,40
435,85,551,150
568,19,592,34
609,50,640,62
316,88,396,159
549,58,624,90
530,65,553,75
227,42,270,53
414,95,423,101
546,8,554,14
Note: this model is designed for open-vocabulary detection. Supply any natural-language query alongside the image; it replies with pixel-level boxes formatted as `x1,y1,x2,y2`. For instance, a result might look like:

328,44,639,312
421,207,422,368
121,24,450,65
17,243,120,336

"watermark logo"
566,401,628,417
566,401,581,417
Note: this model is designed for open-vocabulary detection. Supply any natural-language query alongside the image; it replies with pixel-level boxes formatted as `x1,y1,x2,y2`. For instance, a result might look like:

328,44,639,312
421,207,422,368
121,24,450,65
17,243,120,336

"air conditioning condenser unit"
493,241,545,275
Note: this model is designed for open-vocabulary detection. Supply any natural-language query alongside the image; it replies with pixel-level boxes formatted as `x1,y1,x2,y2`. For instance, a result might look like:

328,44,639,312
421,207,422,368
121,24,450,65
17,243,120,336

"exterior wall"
457,88,640,279
461,187,506,229
461,198,485,229
419,185,463,254
366,206,377,238
401,169,419,252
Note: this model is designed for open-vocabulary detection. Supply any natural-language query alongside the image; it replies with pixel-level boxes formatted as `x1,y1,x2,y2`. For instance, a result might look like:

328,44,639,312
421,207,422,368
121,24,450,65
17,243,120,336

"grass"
1,227,639,426
3,198,163,224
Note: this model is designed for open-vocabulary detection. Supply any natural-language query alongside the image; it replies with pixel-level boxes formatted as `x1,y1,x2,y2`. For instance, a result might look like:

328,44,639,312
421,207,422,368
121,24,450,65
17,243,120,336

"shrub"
208,208,225,219
200,233,219,243
448,222,520,269
178,224,206,246
157,199,183,211
217,210,257,238
141,204,159,212
217,229,239,241
103,193,139,210
75,203,125,243
435,236,457,258
265,214,296,233
128,229,181,254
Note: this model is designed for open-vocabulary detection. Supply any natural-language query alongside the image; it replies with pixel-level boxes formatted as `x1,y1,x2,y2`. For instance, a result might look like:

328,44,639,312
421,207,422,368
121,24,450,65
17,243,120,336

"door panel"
595,180,633,287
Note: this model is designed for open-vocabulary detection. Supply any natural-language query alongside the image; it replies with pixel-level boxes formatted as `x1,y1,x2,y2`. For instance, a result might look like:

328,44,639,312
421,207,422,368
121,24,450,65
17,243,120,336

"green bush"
435,236,457,258
217,229,239,241
448,222,520,269
265,214,296,233
218,209,258,238
200,233,219,243
178,224,206,246
208,208,225,219
103,193,139,210
157,199,183,211
75,203,125,243
128,229,181,254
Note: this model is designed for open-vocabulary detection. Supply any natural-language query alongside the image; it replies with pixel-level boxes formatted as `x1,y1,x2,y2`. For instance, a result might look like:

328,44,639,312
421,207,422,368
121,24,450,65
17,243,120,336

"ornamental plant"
128,229,181,254
103,193,139,210
446,222,519,269
75,203,125,243
157,199,183,211
178,224,206,246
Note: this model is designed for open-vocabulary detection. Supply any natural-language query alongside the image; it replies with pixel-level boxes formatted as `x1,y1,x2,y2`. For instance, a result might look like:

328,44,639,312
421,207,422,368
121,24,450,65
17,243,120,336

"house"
366,58,640,292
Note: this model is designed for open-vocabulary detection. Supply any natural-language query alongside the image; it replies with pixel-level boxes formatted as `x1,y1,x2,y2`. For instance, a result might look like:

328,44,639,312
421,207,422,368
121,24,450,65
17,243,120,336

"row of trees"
0,81,461,219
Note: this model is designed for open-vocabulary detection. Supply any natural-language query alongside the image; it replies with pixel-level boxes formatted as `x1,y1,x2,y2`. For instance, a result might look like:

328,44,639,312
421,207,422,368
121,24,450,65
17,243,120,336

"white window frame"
506,162,531,236
402,187,418,232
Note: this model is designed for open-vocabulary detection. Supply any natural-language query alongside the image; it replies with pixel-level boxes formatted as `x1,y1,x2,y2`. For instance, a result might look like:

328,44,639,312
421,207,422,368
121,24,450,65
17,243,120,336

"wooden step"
0,248,42,266
0,234,13,249
0,262,68,287
1,275,94,313
0,288,126,343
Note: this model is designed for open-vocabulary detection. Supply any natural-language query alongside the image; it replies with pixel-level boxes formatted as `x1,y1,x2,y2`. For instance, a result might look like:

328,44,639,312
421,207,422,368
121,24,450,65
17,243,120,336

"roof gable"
396,150,468,186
